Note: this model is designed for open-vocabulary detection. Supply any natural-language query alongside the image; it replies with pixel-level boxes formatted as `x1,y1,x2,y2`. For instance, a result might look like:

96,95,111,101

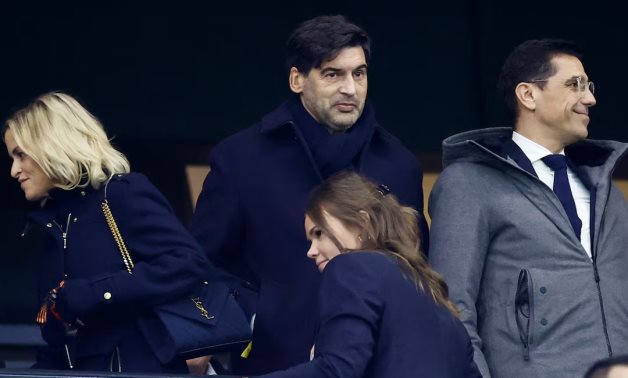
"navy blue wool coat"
258,252,481,378
190,100,428,375
27,173,209,373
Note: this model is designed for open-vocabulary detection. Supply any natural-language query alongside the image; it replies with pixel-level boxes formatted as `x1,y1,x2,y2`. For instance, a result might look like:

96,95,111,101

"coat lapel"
497,140,583,247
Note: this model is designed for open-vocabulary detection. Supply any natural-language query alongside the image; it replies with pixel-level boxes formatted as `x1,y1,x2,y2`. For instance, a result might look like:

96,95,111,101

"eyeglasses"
530,75,595,95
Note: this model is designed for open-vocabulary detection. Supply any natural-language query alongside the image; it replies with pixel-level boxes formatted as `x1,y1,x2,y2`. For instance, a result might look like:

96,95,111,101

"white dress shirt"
512,132,592,257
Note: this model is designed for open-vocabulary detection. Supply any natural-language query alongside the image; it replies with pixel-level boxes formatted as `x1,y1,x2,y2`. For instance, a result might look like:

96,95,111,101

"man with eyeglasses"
429,39,628,377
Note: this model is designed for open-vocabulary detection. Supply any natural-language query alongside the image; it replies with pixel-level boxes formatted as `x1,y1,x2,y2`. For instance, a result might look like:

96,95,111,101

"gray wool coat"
429,127,628,378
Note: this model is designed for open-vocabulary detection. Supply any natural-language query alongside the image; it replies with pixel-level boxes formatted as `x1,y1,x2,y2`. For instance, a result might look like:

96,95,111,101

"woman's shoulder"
104,172,157,197
330,251,393,266
103,172,171,209
324,252,398,280
318,252,392,314
106,172,149,187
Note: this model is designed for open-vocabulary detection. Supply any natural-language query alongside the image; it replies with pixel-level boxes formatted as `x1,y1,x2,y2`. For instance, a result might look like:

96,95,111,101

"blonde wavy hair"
3,92,130,190
306,171,459,316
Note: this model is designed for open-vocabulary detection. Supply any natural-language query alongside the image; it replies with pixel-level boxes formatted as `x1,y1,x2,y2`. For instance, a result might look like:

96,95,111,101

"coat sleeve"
428,164,492,377
256,253,381,378
60,174,210,315
189,146,246,274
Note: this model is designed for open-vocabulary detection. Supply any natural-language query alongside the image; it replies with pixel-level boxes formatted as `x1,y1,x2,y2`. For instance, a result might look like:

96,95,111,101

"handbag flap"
155,281,228,327
140,280,252,364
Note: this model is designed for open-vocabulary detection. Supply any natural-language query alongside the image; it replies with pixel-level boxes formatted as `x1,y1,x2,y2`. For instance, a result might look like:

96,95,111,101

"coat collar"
26,185,98,224
443,127,628,172
46,184,97,203
260,101,294,134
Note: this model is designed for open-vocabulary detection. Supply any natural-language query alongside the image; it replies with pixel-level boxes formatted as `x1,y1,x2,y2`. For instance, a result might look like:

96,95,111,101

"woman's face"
305,211,361,272
4,129,55,201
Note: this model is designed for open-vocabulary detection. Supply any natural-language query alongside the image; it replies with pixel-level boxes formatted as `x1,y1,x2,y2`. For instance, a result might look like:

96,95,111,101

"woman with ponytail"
259,171,480,378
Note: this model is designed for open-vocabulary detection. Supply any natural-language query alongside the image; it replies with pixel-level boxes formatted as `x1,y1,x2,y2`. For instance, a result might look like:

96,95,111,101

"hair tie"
376,183,390,197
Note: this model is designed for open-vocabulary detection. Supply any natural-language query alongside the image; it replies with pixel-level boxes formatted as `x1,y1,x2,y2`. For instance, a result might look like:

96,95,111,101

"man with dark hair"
190,15,428,375
497,39,583,115
429,38,628,377
586,356,628,378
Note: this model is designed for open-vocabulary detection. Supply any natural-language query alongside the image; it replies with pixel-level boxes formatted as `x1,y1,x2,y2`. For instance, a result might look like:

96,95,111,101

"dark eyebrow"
320,67,343,75
320,64,368,75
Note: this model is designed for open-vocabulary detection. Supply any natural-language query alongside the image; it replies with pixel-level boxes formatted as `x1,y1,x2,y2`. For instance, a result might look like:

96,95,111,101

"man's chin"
578,122,589,138
566,126,588,145
326,114,360,132
328,125,354,134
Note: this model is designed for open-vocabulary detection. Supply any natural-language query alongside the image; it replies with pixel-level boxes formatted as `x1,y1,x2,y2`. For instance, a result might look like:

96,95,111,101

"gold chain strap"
101,197,212,319
102,200,135,274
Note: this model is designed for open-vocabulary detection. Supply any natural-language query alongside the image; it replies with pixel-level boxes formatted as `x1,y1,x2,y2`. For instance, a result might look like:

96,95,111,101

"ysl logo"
192,297,214,320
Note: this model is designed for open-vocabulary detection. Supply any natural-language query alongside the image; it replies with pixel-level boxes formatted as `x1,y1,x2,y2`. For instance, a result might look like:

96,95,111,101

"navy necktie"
541,154,582,238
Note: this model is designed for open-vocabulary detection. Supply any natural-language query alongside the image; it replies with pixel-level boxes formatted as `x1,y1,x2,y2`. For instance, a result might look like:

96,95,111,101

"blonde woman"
260,171,480,378
3,92,209,373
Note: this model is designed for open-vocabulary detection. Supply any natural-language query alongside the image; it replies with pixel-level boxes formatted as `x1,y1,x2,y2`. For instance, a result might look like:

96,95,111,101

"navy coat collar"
260,101,293,134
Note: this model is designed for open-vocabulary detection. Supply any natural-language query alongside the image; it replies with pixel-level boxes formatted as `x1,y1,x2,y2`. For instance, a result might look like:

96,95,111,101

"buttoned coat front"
28,173,209,373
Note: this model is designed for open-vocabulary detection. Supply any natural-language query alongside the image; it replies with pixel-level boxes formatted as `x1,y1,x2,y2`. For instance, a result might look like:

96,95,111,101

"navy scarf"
287,95,375,179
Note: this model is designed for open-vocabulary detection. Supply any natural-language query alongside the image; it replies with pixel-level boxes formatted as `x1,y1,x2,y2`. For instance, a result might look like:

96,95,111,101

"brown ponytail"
306,171,458,316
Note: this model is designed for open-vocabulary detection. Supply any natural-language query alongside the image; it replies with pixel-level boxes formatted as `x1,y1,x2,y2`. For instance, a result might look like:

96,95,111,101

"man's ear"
515,82,537,111
289,67,305,94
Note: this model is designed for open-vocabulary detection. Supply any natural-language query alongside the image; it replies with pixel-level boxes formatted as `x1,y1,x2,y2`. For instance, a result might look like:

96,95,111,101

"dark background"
0,0,626,327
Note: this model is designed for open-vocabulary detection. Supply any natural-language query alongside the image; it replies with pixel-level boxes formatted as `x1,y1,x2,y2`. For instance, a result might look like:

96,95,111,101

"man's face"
532,54,596,148
291,46,368,132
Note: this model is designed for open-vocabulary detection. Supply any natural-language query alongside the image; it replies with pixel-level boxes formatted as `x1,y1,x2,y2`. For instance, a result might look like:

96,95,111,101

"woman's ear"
359,210,370,223
356,210,371,246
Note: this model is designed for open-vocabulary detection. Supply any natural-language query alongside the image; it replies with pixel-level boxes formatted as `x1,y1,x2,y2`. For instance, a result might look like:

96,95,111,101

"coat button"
540,318,548,326
46,223,52,228
80,191,86,196
103,292,112,300
540,287,547,294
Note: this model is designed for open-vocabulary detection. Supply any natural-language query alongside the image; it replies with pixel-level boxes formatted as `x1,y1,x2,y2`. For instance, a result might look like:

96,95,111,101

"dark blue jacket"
258,252,481,378
190,100,427,375
27,173,209,373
